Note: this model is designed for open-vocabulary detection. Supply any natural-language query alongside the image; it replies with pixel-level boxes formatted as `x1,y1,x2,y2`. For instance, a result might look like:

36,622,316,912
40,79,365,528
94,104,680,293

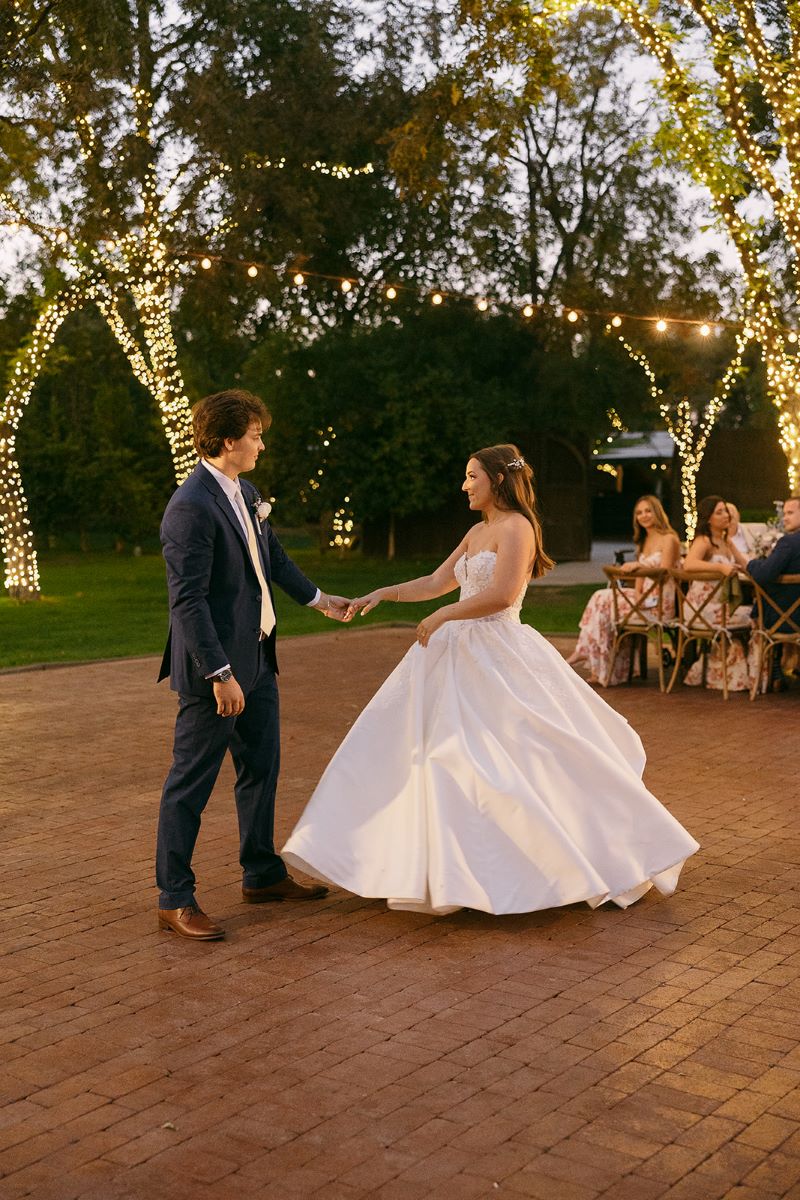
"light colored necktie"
234,489,276,637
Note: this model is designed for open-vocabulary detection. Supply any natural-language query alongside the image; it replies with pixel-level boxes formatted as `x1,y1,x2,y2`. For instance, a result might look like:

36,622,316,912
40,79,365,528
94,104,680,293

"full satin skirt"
283,620,699,915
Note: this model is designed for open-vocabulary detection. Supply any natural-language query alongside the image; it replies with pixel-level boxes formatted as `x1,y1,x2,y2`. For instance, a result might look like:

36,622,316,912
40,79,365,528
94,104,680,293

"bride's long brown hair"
469,444,555,580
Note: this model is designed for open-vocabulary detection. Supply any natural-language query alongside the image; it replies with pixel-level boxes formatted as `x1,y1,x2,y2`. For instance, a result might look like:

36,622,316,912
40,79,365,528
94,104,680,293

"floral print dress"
682,554,752,691
573,551,673,687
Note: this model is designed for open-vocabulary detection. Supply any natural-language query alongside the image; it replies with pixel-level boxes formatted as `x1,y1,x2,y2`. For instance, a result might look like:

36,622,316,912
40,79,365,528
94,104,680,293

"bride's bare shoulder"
463,521,488,547
499,513,535,540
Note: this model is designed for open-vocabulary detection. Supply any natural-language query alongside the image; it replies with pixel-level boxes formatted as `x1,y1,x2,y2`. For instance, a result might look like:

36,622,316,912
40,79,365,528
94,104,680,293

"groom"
747,495,800,690
156,388,350,940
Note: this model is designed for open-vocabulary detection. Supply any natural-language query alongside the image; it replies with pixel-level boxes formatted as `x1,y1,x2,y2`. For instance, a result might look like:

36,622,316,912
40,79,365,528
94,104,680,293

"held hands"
316,593,353,622
345,589,386,620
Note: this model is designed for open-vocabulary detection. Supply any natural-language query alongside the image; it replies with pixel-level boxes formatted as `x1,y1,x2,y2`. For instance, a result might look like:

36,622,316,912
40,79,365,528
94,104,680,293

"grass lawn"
0,550,596,670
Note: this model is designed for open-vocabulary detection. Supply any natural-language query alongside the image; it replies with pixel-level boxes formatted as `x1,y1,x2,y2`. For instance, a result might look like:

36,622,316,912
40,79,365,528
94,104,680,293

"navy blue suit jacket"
747,530,800,632
158,462,318,694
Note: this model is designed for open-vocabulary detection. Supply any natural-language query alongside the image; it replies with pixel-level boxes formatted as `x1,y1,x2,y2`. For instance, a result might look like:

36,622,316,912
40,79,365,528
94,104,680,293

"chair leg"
749,639,764,701
607,634,622,687
763,645,774,695
721,636,729,701
626,634,635,683
666,632,685,693
656,628,665,693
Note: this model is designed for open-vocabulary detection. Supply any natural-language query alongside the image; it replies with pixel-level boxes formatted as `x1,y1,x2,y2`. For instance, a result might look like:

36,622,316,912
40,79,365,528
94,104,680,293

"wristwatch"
216,668,234,683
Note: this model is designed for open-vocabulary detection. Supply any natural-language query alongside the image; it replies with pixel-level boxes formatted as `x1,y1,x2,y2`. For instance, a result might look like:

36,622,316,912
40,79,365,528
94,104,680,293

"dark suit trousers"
155,659,287,908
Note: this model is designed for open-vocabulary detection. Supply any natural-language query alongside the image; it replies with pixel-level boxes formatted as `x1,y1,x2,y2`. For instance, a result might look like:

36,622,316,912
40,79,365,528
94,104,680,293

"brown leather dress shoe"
242,876,329,903
158,904,225,940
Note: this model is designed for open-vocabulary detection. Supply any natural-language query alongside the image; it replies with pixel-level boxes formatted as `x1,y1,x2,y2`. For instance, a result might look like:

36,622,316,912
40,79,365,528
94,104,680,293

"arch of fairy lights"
0,151,376,600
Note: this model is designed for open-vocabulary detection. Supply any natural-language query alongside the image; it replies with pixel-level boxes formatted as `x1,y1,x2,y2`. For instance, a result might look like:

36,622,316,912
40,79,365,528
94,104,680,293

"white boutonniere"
251,492,272,524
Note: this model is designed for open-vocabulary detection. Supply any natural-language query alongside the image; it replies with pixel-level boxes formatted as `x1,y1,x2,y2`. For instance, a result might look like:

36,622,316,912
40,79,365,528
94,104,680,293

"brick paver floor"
1,628,799,1200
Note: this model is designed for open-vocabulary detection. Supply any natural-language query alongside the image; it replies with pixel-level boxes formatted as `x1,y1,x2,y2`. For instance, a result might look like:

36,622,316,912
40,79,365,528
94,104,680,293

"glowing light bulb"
386,286,397,300
341,279,352,293
105,239,116,251
247,265,258,278
699,323,711,336
476,298,488,312
789,332,798,344
611,315,622,328
656,319,668,332
566,309,579,323
56,230,68,244
522,304,534,318
200,257,212,270
432,293,443,306
293,272,305,286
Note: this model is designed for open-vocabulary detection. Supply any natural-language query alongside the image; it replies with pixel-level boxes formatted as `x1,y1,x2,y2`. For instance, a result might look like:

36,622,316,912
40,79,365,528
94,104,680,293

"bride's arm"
416,520,534,643
349,535,470,616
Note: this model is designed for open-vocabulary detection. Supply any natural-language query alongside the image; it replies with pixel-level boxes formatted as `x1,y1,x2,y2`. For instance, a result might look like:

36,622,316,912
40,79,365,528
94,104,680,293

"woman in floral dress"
681,495,752,691
568,495,681,686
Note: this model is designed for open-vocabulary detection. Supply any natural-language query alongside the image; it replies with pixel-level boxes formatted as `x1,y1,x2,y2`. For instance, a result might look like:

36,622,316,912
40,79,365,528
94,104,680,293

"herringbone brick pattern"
1,628,799,1200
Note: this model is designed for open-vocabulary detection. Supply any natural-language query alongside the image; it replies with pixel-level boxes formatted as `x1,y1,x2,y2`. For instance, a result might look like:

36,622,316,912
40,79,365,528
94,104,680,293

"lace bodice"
455,550,527,623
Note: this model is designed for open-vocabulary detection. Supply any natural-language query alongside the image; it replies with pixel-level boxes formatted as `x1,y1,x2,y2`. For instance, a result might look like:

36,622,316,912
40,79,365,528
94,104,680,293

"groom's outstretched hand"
315,593,353,622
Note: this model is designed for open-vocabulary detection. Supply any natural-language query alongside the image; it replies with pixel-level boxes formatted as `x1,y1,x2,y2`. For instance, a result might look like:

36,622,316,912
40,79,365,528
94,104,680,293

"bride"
283,444,699,916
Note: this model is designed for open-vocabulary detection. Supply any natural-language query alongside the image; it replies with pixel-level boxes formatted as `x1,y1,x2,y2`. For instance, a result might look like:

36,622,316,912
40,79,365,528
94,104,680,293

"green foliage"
242,304,619,527
0,550,597,668
387,8,732,314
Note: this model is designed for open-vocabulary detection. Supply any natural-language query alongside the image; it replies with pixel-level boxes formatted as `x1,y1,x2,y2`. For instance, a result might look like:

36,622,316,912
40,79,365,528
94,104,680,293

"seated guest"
727,503,757,557
682,495,752,691
567,494,680,686
747,495,800,691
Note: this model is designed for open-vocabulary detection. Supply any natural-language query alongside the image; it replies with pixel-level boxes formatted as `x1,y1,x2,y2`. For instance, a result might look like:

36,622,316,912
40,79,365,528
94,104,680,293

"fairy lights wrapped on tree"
461,0,800,491
0,3,374,600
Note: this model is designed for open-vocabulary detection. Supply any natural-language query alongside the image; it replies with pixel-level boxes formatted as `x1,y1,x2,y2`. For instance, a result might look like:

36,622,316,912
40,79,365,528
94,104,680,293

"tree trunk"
0,426,40,600
762,344,800,493
132,282,195,483
387,512,396,561
678,462,699,542
0,291,78,600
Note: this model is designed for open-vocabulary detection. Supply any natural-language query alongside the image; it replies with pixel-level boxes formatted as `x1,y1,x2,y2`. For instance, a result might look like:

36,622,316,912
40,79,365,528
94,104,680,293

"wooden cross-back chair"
746,573,800,700
601,565,670,690
666,569,750,700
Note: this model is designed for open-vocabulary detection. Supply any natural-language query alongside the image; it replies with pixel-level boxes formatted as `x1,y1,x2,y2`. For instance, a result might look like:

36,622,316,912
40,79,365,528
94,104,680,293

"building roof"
593,431,676,462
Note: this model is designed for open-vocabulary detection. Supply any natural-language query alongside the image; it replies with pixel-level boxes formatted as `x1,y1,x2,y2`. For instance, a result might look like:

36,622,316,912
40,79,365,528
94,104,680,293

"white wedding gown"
284,550,699,916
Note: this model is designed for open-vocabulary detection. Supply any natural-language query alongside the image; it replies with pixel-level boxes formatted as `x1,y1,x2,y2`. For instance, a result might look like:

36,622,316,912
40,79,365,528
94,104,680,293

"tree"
0,0,394,598
388,8,730,315
609,325,756,535
460,0,800,491
241,301,624,552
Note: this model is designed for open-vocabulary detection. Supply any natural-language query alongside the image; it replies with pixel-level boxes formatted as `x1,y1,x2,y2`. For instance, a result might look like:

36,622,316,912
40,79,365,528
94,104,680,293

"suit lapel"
195,461,251,557
194,463,272,582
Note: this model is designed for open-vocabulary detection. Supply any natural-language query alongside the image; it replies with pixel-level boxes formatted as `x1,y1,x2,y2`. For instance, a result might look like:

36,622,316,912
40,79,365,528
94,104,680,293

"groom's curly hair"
192,389,272,458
